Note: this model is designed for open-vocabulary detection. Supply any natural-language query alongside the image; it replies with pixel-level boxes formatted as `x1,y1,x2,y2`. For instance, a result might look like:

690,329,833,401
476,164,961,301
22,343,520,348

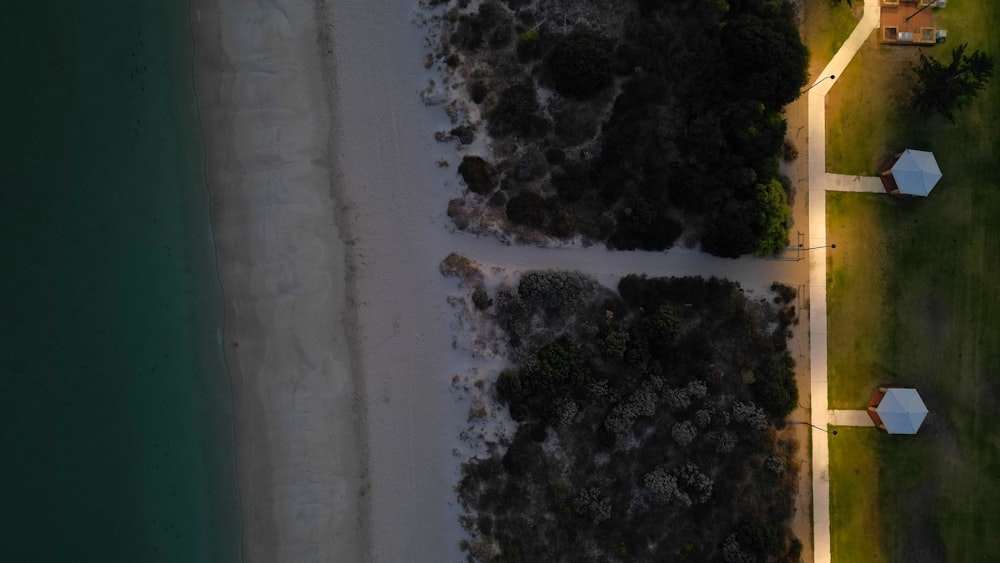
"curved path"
806,1,881,562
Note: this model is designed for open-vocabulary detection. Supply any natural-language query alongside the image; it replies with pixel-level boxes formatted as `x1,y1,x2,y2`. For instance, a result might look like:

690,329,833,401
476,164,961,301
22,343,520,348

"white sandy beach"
194,0,475,560
194,0,817,560
193,0,368,560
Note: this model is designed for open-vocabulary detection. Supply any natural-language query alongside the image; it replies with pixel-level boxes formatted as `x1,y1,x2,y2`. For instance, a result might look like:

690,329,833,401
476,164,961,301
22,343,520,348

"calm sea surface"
0,3,240,561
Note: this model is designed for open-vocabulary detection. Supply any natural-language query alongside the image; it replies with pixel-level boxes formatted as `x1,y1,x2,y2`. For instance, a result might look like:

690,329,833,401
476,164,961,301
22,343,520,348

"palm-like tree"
912,43,995,122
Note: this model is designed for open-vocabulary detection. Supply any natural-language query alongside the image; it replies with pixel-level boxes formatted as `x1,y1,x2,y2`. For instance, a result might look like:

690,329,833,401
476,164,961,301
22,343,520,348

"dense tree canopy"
723,11,809,108
442,0,807,256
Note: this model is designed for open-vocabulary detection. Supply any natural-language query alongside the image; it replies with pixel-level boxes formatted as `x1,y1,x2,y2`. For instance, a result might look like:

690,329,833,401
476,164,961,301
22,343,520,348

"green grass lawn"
829,428,885,562
825,38,925,175
826,1,1000,560
800,0,862,77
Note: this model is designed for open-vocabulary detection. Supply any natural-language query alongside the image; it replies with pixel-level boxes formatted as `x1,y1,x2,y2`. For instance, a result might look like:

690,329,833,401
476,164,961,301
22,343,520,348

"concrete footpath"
829,410,876,427
826,173,885,193
807,1,881,561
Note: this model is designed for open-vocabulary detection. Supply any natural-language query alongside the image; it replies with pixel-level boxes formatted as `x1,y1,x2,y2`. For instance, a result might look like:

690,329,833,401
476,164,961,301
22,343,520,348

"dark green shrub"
451,16,485,51
472,285,491,310
458,155,494,194
490,23,513,48
770,282,797,305
601,329,627,359
752,353,797,417
488,190,508,208
516,29,542,61
449,125,475,145
506,191,547,228
488,79,541,138
753,177,791,256
551,159,591,203
520,338,591,397
469,81,488,104
737,518,781,558
782,138,798,162
648,305,680,340
608,198,682,251
701,200,758,258
547,28,616,98
502,431,540,476
497,370,525,403
789,537,803,560
514,146,547,181
476,0,508,31
517,270,593,312
517,29,538,47
546,202,578,239
495,288,529,345
554,104,599,145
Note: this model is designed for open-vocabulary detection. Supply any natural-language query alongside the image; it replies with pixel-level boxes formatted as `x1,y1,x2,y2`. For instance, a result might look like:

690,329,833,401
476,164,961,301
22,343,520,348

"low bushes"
546,28,616,98
459,274,803,561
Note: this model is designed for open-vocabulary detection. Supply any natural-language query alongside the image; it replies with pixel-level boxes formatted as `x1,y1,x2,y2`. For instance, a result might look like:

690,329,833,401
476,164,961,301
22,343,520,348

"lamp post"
784,420,838,435
801,74,835,94
794,234,836,261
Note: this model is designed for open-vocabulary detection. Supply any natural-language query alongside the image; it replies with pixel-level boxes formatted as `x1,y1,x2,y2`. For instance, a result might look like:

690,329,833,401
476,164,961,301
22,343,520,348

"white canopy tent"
890,149,942,196
876,388,928,434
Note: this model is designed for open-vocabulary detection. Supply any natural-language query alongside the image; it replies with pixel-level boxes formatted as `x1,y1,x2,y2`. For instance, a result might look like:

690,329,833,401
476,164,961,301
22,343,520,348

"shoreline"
182,0,247,557
191,0,368,560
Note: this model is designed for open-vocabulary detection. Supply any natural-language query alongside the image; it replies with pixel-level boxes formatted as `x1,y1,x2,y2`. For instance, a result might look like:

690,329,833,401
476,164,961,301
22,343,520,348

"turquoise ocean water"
0,3,240,561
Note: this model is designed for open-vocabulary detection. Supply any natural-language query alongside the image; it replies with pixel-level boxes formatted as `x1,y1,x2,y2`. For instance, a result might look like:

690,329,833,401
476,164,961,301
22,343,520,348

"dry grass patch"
800,0,862,76
825,35,923,175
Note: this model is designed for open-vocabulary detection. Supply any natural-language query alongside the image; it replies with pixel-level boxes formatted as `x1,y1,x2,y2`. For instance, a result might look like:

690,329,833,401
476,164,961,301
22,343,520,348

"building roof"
891,149,942,196
876,388,928,434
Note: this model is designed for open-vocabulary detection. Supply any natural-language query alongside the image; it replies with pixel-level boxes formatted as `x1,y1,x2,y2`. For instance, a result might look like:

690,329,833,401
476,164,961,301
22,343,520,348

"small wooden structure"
881,0,941,45
868,387,928,434
880,149,942,196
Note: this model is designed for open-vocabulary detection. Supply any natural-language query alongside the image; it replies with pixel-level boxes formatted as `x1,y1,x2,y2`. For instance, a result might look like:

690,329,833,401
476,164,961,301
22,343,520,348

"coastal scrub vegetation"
434,0,807,257
458,272,802,561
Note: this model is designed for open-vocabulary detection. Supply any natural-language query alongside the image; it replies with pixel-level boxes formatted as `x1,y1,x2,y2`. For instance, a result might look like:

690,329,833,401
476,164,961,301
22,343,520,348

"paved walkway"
829,410,876,426
826,173,885,193
807,1,881,562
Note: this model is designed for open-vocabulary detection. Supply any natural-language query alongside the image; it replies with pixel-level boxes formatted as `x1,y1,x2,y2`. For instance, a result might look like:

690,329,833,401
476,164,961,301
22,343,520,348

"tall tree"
912,43,995,121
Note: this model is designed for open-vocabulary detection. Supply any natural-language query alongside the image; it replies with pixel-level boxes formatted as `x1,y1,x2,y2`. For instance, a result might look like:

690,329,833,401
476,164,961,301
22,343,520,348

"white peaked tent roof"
891,149,942,196
877,388,928,434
